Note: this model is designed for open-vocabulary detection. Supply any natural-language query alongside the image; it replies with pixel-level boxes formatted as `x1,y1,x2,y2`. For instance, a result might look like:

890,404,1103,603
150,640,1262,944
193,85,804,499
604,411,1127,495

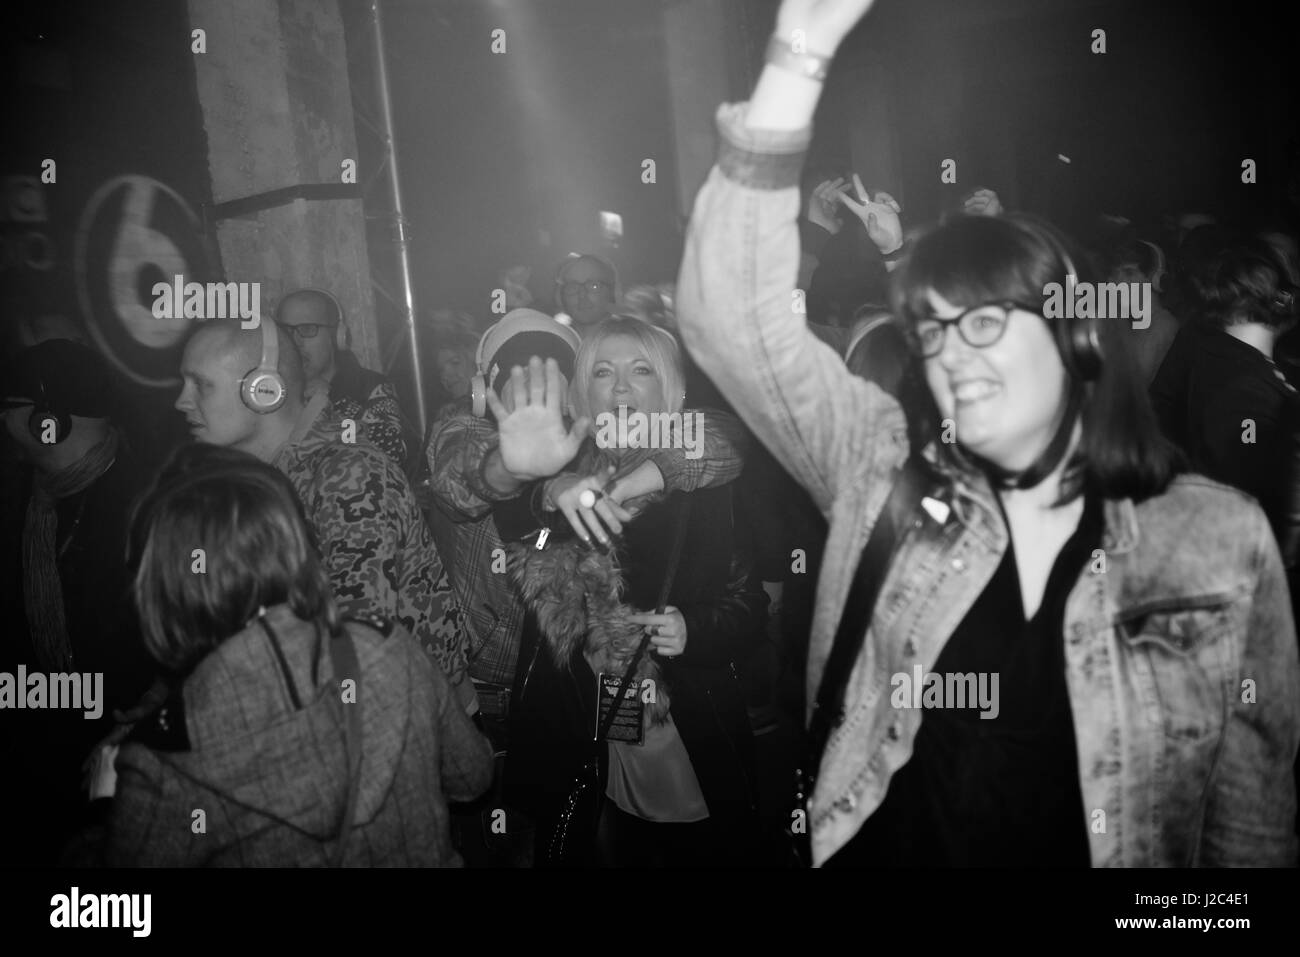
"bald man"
275,289,414,469
175,319,473,710
554,254,618,331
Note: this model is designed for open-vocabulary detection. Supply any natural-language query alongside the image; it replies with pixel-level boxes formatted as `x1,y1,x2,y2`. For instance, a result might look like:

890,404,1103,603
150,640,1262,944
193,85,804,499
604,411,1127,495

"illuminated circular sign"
74,175,214,389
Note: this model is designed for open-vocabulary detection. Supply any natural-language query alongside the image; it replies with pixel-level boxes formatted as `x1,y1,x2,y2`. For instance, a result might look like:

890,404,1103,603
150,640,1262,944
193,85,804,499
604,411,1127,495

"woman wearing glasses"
676,0,1299,866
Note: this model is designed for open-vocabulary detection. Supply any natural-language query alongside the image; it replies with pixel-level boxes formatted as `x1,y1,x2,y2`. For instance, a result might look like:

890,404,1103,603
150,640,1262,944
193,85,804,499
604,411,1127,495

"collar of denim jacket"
1100,497,1139,554
920,439,1140,554
919,441,1003,548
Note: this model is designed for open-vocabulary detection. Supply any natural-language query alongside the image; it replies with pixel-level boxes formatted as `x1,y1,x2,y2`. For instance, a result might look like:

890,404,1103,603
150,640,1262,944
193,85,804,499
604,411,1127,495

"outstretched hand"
485,357,591,482
807,177,849,234
963,188,1003,217
547,466,635,547
836,174,903,254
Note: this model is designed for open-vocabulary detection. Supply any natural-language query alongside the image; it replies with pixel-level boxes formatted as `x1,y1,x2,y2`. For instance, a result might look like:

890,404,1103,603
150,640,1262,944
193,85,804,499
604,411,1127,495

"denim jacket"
677,102,1300,867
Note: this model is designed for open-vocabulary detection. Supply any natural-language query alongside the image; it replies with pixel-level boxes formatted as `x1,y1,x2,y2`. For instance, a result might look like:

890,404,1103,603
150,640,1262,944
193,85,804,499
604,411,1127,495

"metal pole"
370,0,428,439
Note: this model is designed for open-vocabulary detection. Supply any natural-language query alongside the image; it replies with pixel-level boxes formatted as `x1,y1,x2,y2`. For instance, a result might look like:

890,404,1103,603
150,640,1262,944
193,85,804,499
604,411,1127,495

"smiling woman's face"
922,288,1070,472
585,333,664,419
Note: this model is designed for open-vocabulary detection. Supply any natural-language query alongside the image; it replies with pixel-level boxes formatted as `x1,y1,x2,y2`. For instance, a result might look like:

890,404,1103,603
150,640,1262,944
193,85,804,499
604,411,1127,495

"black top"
827,492,1101,867
1150,325,1300,565
0,447,159,865
499,486,768,864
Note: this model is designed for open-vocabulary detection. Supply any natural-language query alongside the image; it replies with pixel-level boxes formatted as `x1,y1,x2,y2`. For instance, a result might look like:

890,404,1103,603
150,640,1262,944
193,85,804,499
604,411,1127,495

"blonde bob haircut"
568,315,686,429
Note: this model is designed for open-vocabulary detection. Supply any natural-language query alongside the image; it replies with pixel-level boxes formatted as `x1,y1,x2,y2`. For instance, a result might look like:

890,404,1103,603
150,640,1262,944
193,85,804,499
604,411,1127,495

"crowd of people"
2,0,1298,868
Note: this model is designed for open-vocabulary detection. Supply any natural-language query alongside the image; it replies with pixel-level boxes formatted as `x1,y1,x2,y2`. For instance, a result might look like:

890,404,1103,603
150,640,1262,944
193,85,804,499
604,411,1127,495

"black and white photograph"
1,0,1297,939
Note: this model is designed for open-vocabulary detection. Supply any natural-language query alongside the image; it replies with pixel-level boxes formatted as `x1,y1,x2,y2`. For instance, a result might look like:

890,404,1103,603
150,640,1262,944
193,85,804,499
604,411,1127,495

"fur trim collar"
508,538,670,724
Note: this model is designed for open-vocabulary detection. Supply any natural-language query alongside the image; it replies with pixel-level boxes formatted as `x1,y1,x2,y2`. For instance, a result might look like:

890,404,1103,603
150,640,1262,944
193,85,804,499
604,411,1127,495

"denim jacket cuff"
715,102,811,191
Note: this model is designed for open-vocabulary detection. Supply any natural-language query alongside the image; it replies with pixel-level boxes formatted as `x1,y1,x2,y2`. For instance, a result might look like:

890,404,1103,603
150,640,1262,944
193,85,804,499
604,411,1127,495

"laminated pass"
596,672,648,745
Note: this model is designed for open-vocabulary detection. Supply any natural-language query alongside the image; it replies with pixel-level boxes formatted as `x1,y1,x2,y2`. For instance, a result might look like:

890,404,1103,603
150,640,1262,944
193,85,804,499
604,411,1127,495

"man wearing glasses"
274,287,415,471
553,254,618,332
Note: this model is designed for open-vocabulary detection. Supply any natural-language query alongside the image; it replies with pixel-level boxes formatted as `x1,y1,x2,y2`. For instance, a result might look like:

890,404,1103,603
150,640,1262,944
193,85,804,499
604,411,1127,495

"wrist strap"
882,239,909,262
765,34,831,83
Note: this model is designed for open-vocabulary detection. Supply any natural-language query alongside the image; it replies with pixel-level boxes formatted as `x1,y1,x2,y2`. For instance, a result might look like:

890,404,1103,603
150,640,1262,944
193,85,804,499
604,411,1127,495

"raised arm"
675,0,905,513
427,400,516,521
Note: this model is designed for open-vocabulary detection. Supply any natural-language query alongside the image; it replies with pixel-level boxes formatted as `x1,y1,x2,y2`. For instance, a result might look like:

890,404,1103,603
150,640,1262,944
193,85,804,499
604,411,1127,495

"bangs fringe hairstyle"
129,445,341,676
891,213,1184,503
568,315,686,427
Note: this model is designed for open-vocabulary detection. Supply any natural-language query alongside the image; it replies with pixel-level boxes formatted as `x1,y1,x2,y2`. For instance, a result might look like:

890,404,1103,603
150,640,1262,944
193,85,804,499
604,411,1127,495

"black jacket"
1150,325,1300,567
0,445,157,865
495,485,767,863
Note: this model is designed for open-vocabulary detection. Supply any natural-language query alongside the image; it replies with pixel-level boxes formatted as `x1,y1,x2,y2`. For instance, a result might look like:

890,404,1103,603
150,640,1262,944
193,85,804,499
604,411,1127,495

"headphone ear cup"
1060,316,1103,381
470,374,488,417
1045,228,1103,382
28,407,70,444
240,367,287,414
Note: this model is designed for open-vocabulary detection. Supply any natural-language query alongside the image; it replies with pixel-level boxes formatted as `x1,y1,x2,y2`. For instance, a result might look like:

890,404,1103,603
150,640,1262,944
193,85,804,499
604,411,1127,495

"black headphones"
28,372,71,444
1008,215,1104,382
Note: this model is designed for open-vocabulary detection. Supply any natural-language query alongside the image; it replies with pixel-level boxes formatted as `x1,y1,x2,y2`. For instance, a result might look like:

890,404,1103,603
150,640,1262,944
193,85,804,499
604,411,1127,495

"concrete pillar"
187,0,377,364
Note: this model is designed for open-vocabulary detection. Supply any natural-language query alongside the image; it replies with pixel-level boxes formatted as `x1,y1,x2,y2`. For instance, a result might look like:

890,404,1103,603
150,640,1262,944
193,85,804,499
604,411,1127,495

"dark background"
3,0,1297,420
365,0,1298,321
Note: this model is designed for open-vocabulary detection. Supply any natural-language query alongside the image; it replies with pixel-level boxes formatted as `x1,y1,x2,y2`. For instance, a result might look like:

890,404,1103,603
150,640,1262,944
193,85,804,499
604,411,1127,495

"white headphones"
239,317,287,414
470,310,582,417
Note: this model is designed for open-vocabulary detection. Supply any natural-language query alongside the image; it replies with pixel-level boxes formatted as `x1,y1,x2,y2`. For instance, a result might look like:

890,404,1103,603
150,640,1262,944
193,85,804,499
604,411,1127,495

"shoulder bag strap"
329,627,364,866
802,454,932,795
593,494,694,745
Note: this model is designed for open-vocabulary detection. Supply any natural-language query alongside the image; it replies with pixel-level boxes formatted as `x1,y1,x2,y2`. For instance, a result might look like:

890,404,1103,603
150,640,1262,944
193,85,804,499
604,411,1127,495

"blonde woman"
494,317,769,867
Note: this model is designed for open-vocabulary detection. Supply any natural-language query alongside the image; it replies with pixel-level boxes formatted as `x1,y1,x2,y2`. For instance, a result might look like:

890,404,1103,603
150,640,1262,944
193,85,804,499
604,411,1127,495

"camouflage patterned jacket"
329,349,415,471
273,396,472,710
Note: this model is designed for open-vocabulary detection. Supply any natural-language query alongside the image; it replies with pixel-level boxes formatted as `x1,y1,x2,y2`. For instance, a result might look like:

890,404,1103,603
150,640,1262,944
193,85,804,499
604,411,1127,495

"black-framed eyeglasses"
560,280,612,298
279,323,333,339
913,301,1040,358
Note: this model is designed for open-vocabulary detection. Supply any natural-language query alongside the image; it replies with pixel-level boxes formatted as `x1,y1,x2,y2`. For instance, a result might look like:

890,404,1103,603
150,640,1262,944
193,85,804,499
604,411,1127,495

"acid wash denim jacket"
676,102,1300,867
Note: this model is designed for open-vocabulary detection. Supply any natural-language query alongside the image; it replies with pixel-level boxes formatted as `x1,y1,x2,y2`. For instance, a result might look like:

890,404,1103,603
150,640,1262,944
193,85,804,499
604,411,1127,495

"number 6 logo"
74,175,215,389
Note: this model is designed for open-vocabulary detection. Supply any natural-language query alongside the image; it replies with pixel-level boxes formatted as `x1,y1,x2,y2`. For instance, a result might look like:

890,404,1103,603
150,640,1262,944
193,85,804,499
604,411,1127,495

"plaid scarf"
22,427,120,670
